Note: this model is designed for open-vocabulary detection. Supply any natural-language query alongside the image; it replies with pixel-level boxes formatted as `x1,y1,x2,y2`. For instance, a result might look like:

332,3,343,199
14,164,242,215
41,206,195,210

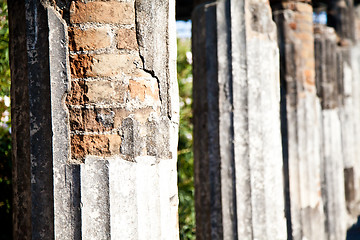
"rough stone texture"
192,1,286,239
9,0,179,239
8,1,32,239
314,25,347,240
135,0,179,120
272,2,326,240
9,1,56,239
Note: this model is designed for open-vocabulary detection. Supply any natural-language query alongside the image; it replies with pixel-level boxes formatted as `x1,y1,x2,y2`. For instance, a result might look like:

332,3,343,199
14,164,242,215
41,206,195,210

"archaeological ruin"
7,0,360,239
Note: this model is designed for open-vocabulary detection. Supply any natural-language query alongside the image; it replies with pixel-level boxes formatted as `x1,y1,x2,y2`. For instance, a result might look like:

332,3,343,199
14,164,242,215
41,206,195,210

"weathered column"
352,6,360,219
272,1,326,239
9,0,179,239
328,0,360,225
314,24,347,240
192,1,287,239
328,0,356,42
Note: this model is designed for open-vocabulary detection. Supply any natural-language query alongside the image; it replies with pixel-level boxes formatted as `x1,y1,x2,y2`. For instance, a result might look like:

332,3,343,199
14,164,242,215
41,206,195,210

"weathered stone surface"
135,0,179,119
193,1,286,239
321,111,347,240
272,2,326,240
9,1,57,239
349,43,360,221
9,0,32,239
314,26,339,109
314,24,347,240
329,0,360,228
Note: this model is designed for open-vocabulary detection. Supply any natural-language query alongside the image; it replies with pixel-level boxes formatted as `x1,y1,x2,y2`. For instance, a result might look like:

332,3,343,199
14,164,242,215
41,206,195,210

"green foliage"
0,0,11,239
177,38,195,240
0,0,9,97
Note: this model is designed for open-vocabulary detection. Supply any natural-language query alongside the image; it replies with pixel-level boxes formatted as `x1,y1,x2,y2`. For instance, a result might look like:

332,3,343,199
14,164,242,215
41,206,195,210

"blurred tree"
0,0,9,96
177,38,195,240
0,0,12,239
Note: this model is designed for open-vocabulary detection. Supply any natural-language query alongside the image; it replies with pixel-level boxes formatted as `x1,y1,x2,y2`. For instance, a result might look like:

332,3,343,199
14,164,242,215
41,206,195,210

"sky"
176,20,192,39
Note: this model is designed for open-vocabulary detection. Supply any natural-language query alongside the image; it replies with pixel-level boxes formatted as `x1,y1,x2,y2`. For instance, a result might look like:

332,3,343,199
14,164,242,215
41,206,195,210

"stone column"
314,25,347,240
328,0,356,42
351,6,360,219
9,0,179,239
272,1,326,240
192,1,287,239
328,0,360,224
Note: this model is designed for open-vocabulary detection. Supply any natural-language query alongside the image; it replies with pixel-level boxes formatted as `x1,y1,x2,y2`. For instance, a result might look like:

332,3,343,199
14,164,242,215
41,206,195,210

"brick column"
9,0,179,239
272,1,326,240
192,1,287,239
314,24,347,240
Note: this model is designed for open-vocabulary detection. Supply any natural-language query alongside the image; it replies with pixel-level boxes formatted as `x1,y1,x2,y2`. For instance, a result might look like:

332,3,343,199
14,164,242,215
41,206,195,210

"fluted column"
314,24,347,240
329,0,360,224
272,1,326,239
192,1,287,239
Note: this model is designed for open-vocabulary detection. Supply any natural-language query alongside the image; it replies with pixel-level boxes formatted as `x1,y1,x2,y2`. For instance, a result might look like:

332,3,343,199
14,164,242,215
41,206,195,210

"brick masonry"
66,0,163,162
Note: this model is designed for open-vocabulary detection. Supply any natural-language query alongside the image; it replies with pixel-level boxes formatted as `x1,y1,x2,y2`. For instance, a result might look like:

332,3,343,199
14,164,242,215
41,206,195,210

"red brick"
70,53,140,78
70,1,135,24
86,80,127,104
66,80,89,105
117,28,138,50
71,134,121,159
70,54,94,78
128,79,160,102
69,27,111,51
68,108,115,132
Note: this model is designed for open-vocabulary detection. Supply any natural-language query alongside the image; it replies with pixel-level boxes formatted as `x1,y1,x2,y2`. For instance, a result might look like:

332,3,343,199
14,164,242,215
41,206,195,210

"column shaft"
193,1,287,239
272,2,326,240
9,1,179,239
314,25,347,240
